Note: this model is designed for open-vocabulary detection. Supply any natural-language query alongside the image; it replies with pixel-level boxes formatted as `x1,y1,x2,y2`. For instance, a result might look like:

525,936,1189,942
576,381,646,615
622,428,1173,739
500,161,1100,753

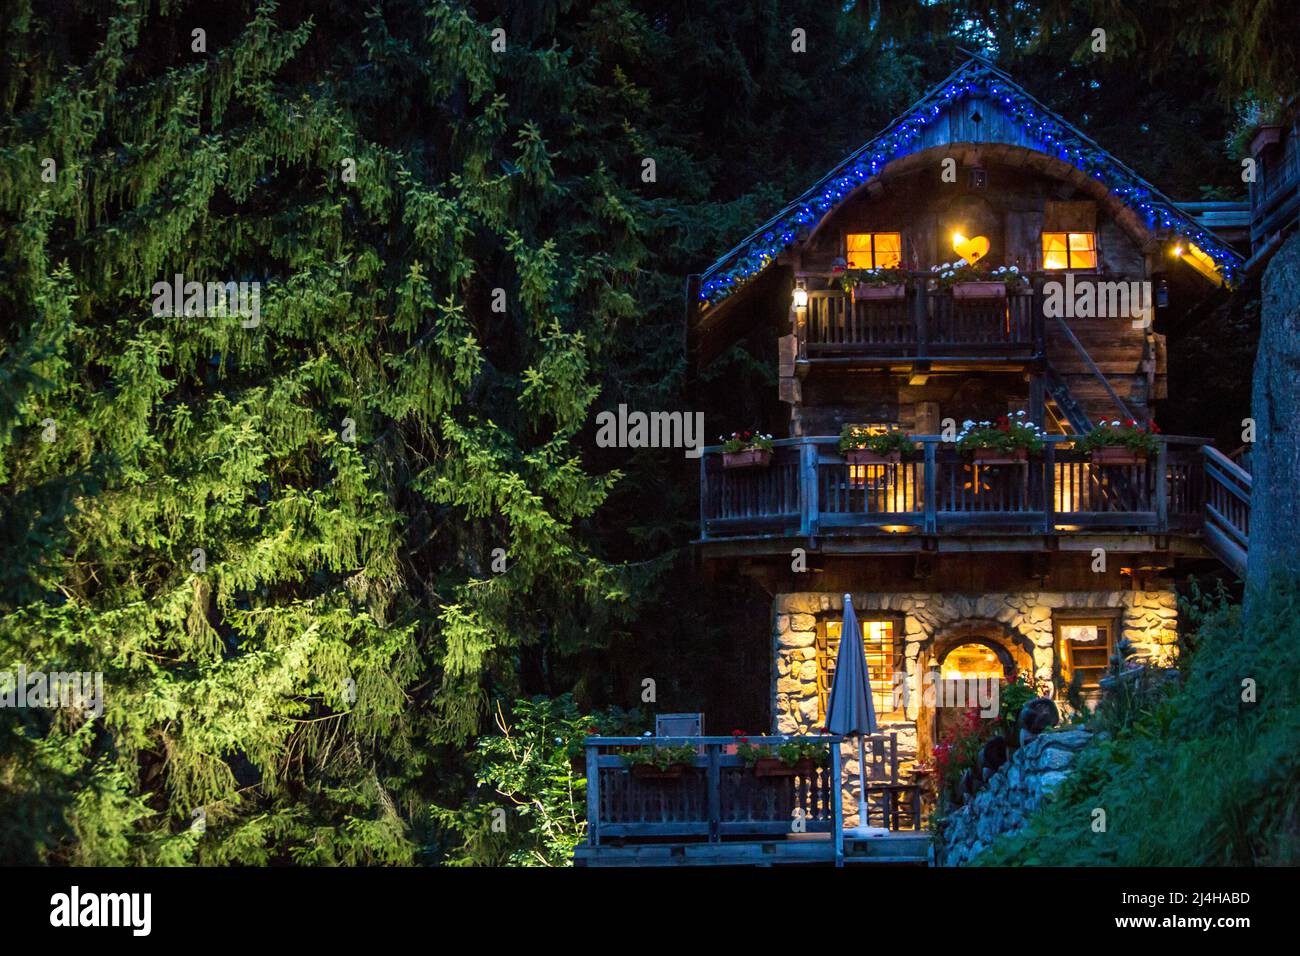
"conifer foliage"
0,0,652,864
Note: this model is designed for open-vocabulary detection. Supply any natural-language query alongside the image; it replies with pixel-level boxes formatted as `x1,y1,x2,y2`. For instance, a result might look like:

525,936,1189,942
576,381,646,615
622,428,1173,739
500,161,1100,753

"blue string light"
699,63,1242,304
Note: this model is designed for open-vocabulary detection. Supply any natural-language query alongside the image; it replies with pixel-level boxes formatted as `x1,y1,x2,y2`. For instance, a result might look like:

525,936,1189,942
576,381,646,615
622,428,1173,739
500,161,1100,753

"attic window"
1042,232,1097,270
846,232,902,269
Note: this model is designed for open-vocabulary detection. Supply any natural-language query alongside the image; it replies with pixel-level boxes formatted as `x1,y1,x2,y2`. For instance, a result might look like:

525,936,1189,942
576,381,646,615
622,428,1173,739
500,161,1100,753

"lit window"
819,618,901,719
846,232,902,269
1057,619,1114,693
1042,232,1096,270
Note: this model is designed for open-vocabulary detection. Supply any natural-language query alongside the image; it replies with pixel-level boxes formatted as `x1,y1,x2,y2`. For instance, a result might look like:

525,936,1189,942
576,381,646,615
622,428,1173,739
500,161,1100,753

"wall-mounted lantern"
792,281,808,309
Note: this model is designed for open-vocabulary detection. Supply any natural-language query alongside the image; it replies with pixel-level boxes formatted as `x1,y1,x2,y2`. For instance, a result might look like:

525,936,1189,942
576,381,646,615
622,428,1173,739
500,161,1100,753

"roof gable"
697,58,1244,307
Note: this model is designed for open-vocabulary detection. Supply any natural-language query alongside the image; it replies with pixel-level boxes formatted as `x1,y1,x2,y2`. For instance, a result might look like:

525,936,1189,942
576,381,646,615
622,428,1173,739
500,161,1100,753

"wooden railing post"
707,742,721,843
800,439,820,538
1032,282,1046,355
1043,440,1056,533
831,738,844,867
1155,439,1169,530
698,452,709,541
914,283,929,358
586,742,601,847
924,440,938,534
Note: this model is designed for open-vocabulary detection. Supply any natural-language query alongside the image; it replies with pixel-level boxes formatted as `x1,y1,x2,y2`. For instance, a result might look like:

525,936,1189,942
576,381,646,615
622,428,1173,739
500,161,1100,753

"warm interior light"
952,231,989,264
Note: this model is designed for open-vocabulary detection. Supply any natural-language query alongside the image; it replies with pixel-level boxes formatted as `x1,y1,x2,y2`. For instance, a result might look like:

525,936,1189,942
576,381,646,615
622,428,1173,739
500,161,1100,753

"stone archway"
914,619,1036,762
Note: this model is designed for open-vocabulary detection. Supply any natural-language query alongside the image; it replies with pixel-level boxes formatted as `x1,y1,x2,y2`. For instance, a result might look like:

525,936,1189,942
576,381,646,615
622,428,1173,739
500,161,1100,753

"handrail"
699,435,1211,543
1201,444,1251,578
1047,312,1134,423
584,734,846,861
700,433,1213,454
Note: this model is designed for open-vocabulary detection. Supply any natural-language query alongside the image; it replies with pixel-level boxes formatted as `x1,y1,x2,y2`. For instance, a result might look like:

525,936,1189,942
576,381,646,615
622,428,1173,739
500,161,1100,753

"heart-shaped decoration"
952,233,990,265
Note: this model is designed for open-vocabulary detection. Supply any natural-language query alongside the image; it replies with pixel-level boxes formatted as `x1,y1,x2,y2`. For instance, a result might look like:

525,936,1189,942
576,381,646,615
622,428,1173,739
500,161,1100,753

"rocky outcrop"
938,729,1094,866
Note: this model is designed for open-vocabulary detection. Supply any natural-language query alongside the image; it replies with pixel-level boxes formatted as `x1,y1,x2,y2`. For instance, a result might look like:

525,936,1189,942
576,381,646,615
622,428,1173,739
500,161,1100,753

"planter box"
1090,447,1147,466
952,281,1007,300
753,757,818,778
853,283,905,302
845,449,901,465
972,447,1028,465
722,448,772,469
630,763,692,780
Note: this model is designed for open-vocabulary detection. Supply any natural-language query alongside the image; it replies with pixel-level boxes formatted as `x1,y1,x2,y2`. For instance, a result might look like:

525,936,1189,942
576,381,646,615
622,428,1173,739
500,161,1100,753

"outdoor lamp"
793,282,808,309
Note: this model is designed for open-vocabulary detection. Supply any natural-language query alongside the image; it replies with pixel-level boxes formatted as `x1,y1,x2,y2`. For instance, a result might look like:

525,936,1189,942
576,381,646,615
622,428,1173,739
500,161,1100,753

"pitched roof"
697,58,1244,308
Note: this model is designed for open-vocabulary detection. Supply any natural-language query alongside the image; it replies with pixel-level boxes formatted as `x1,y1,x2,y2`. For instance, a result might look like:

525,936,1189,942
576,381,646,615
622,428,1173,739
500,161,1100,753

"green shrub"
978,579,1300,866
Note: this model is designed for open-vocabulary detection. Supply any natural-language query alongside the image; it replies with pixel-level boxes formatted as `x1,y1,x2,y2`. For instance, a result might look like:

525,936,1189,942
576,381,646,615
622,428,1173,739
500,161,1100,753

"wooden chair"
862,733,924,831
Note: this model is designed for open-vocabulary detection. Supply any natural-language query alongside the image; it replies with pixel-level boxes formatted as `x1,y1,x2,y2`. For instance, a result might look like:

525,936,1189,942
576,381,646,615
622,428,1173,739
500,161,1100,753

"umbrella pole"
857,734,867,829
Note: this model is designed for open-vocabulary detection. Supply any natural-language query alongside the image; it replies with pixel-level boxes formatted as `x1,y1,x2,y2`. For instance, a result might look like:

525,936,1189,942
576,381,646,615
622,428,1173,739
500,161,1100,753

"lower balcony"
698,435,1212,555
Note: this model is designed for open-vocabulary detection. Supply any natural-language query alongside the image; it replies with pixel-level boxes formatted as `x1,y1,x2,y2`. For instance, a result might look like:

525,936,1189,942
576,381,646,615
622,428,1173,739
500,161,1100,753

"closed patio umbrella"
823,593,887,836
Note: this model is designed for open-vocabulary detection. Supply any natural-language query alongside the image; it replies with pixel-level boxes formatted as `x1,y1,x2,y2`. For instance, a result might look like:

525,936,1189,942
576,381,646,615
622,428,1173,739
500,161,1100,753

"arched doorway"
922,629,1029,755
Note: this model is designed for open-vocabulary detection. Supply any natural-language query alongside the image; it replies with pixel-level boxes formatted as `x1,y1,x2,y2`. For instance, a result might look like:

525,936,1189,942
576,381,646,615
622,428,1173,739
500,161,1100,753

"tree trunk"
1246,230,1300,608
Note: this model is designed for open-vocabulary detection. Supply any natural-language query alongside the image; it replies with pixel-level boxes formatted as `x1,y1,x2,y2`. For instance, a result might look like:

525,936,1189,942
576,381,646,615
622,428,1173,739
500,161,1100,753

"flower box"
972,447,1028,464
952,281,1007,300
753,757,817,778
722,448,772,469
630,763,692,780
853,283,905,302
1089,447,1147,466
846,449,901,465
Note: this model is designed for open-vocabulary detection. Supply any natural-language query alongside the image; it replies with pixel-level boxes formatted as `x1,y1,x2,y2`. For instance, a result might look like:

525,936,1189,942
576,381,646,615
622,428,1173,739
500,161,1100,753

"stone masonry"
771,589,1175,825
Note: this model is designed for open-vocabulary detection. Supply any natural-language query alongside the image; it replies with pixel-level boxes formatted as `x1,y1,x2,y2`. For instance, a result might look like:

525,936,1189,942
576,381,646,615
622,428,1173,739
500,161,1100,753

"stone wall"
938,729,1094,866
771,589,1174,825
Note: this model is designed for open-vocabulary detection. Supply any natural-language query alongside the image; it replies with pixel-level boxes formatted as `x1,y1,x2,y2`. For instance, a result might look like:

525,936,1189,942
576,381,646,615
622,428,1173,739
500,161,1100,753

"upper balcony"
796,272,1044,368
696,435,1247,564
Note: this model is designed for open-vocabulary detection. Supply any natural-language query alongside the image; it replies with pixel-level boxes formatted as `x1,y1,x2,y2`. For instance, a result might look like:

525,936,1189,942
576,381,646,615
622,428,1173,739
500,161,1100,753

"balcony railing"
798,276,1044,361
699,435,1209,542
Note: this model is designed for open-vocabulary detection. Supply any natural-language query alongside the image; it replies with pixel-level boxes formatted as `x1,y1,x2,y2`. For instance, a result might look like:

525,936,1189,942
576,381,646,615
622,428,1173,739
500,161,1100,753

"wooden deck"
697,434,1252,572
574,832,931,867
800,280,1042,363
576,735,929,867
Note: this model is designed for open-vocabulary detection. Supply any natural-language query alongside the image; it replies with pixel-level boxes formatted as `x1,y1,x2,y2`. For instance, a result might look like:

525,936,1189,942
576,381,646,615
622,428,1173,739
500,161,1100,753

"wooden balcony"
575,735,931,867
698,435,1216,556
798,276,1044,365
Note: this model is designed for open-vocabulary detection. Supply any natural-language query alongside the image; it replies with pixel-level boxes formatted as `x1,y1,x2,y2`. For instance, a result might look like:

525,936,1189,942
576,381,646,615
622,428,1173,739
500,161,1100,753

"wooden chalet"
576,57,1254,867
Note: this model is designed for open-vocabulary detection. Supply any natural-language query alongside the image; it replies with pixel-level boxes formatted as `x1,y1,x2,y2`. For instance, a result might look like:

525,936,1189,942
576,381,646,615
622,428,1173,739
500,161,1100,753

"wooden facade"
577,59,1256,866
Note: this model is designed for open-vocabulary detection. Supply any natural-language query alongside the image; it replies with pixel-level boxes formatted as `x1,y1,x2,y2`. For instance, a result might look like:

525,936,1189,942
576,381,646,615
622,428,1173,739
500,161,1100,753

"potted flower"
838,425,916,465
721,430,774,469
735,735,830,777
622,743,700,779
932,261,1006,299
990,265,1031,294
840,266,908,301
1080,418,1160,465
955,411,1046,464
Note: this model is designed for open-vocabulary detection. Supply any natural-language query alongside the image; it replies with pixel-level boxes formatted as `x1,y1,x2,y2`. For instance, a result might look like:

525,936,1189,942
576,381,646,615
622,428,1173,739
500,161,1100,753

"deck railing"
1202,446,1252,577
798,276,1044,360
700,435,1209,541
584,735,844,861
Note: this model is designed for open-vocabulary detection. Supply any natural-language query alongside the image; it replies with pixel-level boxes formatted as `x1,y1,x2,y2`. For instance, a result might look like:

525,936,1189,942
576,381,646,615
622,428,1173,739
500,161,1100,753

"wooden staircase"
1201,446,1252,578
1043,321,1252,578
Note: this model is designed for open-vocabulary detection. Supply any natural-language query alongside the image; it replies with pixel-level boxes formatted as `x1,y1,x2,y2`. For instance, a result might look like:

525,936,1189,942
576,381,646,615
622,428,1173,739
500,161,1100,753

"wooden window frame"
1053,611,1120,694
816,612,906,722
845,231,903,270
1041,231,1099,271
